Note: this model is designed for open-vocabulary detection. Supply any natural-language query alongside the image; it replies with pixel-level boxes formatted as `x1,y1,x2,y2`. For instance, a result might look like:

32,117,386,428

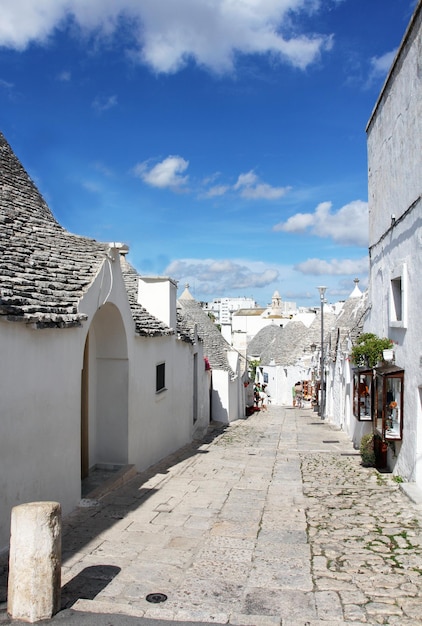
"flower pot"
375,438,388,469
383,348,394,362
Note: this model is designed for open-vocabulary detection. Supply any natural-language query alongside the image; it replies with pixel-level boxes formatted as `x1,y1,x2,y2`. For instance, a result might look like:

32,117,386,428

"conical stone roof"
178,287,237,377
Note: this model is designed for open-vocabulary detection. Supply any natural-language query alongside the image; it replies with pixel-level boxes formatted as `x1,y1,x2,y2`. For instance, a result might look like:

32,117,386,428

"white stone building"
0,133,211,552
231,290,299,355
364,1,422,482
203,296,257,325
324,285,369,444
178,286,248,423
248,282,367,410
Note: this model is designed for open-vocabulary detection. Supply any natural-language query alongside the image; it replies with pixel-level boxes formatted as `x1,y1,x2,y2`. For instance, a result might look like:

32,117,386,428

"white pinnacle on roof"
349,278,362,299
179,284,196,300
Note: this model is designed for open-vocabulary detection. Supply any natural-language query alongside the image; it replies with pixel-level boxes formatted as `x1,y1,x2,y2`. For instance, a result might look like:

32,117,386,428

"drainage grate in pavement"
322,440,340,443
146,593,168,604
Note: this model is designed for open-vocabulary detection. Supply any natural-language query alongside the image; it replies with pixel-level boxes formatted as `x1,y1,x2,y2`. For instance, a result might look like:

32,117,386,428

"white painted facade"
178,287,247,425
0,250,210,552
232,309,267,339
258,361,316,407
252,286,366,411
364,1,421,481
204,297,257,325
324,334,370,449
232,293,298,356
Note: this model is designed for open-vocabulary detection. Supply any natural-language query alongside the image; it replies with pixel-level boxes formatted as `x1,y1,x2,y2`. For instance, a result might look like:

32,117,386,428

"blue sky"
0,0,416,307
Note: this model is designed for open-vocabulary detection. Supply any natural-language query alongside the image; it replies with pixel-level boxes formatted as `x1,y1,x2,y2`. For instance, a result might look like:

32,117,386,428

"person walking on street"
294,381,303,408
260,384,269,411
254,382,262,408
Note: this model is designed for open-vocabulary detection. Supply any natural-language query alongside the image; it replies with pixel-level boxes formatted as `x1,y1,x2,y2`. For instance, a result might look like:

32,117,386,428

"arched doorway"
81,303,129,479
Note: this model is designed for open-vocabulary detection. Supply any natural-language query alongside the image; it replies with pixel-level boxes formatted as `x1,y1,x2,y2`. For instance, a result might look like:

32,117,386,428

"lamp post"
317,286,327,419
310,342,317,409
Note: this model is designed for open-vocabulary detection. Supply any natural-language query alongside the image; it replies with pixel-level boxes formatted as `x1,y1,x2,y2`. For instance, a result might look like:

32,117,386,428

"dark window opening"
156,362,165,393
391,277,402,322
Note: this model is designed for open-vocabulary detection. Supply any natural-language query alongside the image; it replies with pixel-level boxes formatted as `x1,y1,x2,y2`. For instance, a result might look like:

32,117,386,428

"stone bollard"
8,502,61,623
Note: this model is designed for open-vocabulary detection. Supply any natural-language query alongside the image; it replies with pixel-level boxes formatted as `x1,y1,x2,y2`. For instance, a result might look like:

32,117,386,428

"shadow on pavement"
61,565,121,610
0,418,231,619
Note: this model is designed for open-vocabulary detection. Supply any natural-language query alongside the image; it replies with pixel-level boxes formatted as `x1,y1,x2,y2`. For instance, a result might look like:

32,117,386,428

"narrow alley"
3,405,422,626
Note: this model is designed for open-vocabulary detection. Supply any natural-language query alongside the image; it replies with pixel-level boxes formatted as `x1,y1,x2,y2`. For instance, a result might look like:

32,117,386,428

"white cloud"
82,180,102,194
203,184,230,198
92,94,118,112
134,162,289,199
367,49,397,85
0,1,68,49
0,0,333,74
0,77,15,101
166,258,279,294
294,256,369,276
0,78,14,89
133,155,189,189
273,199,368,246
277,211,314,232
234,170,290,200
93,161,114,177
164,254,368,305
57,70,71,81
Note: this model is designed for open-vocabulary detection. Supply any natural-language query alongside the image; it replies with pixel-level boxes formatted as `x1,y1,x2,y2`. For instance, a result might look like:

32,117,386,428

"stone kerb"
7,502,61,623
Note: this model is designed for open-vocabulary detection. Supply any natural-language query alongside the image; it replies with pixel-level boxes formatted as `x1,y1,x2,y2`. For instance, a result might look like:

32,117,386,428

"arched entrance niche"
81,302,129,478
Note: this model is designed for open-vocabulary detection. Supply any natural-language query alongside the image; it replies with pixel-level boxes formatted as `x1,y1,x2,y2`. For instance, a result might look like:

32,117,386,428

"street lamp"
317,286,327,419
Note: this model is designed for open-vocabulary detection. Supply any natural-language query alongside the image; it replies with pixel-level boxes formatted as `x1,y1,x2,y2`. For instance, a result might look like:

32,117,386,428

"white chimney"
137,276,178,329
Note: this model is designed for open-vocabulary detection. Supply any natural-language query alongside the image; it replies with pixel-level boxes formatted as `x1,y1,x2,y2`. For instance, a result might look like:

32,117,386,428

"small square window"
156,362,166,393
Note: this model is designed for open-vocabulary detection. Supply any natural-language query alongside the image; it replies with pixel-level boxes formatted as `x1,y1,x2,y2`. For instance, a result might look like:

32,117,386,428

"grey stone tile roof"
0,132,109,328
178,291,237,376
306,310,338,348
247,325,281,359
247,293,368,366
326,291,369,358
249,321,310,366
0,131,178,337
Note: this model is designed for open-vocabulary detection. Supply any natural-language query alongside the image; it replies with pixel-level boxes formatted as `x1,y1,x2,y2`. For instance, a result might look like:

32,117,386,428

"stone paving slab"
3,406,422,625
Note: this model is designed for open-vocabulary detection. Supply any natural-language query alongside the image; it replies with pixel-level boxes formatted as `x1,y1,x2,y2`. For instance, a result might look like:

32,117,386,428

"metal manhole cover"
146,593,168,604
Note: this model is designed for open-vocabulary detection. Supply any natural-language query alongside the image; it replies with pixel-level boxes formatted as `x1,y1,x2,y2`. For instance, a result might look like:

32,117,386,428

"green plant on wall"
351,333,393,368
249,359,260,381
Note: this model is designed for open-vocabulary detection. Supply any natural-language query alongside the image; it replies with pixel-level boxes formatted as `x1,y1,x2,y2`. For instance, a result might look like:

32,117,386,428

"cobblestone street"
2,405,422,625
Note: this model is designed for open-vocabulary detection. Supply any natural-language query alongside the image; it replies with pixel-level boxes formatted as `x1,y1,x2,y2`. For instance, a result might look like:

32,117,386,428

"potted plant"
360,432,388,469
351,333,394,369
360,432,376,467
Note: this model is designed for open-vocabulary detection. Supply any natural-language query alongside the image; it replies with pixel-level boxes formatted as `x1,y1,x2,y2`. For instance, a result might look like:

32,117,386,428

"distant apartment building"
203,297,257,325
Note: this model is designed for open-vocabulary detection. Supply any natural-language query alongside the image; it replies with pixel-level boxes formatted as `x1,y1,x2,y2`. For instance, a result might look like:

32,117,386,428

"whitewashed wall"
260,364,311,406
0,321,83,552
0,253,210,552
325,354,371,449
210,369,230,423
127,334,209,471
366,4,422,483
